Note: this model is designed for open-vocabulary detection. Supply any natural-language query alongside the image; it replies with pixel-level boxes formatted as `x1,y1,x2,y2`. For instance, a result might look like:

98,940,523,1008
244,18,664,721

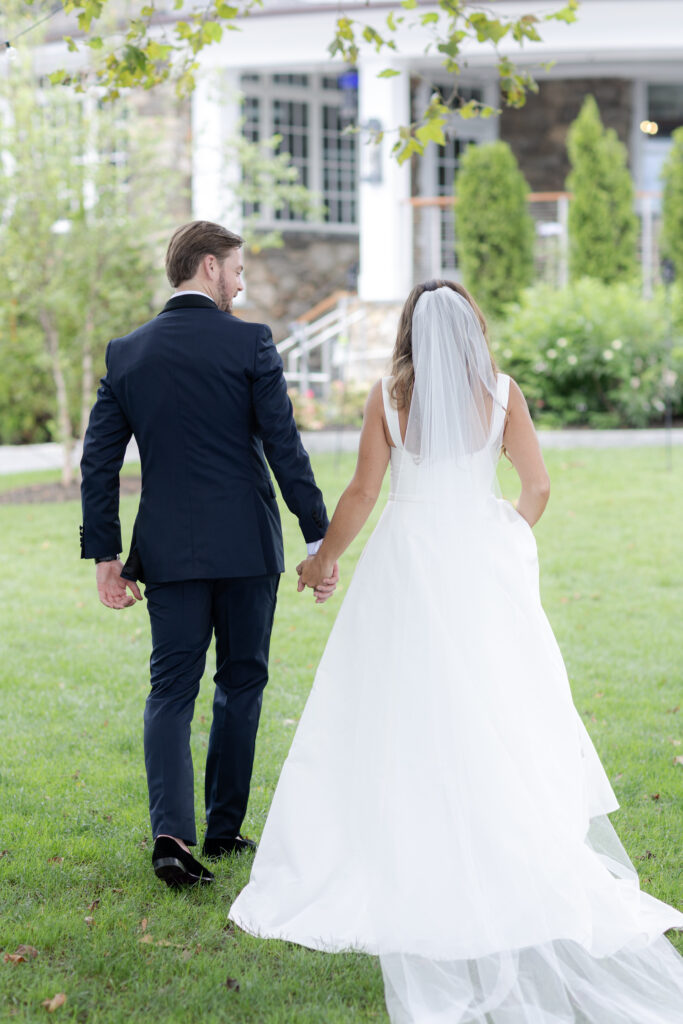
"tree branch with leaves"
35,0,578,160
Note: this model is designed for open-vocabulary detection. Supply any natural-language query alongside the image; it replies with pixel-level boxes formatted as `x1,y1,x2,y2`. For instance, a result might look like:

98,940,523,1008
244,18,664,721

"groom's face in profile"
216,247,244,313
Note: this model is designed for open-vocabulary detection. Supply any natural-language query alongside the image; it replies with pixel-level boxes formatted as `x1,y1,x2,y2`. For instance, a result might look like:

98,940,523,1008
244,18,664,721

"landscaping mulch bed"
0,475,142,505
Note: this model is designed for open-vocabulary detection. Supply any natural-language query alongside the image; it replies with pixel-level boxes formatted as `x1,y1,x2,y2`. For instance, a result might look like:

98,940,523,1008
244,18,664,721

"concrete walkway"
1,428,682,475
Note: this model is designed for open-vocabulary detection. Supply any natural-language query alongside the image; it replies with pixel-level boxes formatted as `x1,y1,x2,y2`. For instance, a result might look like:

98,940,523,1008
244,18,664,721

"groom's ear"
203,253,219,279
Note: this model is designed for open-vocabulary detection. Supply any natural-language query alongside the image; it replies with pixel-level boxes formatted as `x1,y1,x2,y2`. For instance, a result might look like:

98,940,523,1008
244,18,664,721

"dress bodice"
381,373,511,500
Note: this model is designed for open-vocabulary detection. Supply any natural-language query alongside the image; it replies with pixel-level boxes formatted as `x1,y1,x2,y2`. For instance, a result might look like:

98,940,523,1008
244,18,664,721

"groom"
80,221,333,888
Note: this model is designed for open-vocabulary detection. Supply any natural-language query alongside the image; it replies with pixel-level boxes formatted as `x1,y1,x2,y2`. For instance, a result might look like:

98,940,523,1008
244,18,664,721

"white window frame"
414,76,499,278
239,70,359,234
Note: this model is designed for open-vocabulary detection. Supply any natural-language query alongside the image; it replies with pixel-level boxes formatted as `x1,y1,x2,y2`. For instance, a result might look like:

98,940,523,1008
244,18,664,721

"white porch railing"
277,290,368,397
411,191,663,299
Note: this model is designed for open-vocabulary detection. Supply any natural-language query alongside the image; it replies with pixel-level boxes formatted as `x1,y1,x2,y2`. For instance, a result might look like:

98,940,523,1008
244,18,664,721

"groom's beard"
217,279,233,313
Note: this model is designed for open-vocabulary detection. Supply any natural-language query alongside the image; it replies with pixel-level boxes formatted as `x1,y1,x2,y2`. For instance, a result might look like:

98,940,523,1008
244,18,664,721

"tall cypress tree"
660,126,683,280
566,95,638,283
454,141,534,317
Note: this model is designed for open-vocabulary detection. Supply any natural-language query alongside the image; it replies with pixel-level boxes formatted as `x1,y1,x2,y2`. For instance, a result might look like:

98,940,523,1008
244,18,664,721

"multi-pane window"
239,72,358,228
416,82,495,274
273,99,309,220
436,137,464,271
322,104,357,224
242,93,261,218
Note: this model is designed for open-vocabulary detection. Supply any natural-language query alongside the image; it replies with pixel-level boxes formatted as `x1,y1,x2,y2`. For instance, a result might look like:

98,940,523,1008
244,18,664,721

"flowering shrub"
287,388,325,431
288,381,370,431
492,280,683,427
325,380,368,428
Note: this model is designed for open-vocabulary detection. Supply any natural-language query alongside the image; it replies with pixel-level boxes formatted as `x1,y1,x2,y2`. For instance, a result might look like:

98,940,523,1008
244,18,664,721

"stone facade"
343,299,402,384
239,232,359,341
500,78,633,191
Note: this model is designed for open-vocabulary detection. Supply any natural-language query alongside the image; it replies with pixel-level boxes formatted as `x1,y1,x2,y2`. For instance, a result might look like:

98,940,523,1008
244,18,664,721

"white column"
357,59,413,301
191,68,242,231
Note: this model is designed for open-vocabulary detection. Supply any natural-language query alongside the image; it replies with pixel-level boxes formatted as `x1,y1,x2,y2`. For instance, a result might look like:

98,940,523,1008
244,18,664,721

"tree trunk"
40,308,74,488
80,310,94,443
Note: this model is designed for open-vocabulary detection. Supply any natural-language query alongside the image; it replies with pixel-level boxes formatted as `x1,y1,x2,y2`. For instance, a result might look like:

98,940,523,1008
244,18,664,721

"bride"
229,281,683,1022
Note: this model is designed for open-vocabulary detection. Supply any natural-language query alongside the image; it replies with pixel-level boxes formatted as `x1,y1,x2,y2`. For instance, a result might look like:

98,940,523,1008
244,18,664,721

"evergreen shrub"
566,96,638,284
661,126,683,281
454,141,535,317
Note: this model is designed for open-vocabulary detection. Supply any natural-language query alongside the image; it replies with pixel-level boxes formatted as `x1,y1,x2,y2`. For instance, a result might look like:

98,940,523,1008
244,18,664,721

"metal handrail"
277,292,368,396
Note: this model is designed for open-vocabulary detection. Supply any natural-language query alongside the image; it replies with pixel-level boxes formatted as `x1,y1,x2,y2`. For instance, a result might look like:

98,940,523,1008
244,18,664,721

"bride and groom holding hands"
81,220,683,1022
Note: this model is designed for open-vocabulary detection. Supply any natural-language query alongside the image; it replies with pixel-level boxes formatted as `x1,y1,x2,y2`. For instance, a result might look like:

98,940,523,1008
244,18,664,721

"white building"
186,0,683,324
24,0,683,342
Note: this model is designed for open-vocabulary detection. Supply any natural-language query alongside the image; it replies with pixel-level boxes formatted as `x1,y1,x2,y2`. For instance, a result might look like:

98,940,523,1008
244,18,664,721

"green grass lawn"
1,449,682,1022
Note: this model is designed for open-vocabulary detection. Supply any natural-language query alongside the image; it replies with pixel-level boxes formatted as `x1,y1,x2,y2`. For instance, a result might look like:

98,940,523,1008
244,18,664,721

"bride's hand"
296,556,339,601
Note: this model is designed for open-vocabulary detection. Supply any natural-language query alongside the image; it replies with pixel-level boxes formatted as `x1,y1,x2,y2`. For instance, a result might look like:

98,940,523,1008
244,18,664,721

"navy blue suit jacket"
80,294,328,583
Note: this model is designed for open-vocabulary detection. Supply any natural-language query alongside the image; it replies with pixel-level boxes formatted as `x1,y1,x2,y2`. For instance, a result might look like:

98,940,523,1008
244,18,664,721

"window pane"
321,102,357,225
273,74,309,88
241,94,261,218
437,138,463,270
273,99,310,221
647,84,683,137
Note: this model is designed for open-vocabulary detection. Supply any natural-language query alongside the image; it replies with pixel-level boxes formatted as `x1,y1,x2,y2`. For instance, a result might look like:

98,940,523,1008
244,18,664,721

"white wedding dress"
230,289,683,1022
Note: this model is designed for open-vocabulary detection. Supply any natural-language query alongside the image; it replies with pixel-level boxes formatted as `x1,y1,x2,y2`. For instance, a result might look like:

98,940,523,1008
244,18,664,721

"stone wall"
499,78,633,191
238,231,359,341
344,299,402,384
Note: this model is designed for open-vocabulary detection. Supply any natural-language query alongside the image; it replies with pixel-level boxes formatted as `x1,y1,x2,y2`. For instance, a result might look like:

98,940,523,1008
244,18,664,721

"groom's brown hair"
165,221,244,287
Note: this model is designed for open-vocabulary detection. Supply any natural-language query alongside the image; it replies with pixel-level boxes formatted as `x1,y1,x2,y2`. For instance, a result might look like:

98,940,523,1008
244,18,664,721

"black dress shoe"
152,837,215,888
201,834,257,859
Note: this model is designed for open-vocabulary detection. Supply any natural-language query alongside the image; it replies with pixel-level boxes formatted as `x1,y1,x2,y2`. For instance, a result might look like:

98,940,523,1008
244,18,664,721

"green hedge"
492,280,683,428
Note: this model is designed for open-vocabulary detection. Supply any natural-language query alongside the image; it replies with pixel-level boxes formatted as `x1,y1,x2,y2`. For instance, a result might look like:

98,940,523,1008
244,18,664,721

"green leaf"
64,36,79,53
396,137,424,164
420,12,439,25
87,36,104,50
202,21,223,43
467,13,510,45
216,3,239,17
459,99,479,120
146,40,172,61
377,68,400,78
550,0,579,24
416,119,446,147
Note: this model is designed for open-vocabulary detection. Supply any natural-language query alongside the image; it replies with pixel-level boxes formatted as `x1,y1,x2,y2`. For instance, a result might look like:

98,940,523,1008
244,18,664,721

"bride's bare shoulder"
364,379,394,448
506,376,530,411
366,379,386,411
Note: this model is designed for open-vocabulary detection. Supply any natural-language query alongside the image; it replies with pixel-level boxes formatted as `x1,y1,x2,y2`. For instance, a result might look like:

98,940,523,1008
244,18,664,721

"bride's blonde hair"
390,280,497,410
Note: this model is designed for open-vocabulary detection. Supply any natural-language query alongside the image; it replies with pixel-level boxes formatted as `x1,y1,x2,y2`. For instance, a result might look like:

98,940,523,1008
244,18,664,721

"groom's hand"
96,559,143,609
296,557,339,603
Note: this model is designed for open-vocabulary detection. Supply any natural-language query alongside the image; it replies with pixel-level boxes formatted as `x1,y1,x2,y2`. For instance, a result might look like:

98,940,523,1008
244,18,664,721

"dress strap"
381,377,403,449
489,373,511,441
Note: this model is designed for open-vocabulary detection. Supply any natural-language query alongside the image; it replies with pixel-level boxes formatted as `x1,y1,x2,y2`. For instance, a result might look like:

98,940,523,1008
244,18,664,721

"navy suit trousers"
143,574,280,845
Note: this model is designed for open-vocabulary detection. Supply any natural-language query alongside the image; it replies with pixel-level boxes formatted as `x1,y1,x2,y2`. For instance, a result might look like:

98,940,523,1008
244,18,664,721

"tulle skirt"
229,495,683,1021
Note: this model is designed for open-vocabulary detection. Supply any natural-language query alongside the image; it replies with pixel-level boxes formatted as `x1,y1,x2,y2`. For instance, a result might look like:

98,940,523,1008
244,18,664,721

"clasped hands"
96,559,142,610
296,554,339,604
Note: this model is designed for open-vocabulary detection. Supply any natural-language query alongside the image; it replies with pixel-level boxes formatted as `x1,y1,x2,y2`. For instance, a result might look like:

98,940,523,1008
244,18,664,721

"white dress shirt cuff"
306,540,323,556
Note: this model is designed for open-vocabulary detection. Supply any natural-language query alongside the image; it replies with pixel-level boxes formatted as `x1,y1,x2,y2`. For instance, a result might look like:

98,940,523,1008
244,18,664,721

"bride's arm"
298,381,391,589
503,379,550,527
